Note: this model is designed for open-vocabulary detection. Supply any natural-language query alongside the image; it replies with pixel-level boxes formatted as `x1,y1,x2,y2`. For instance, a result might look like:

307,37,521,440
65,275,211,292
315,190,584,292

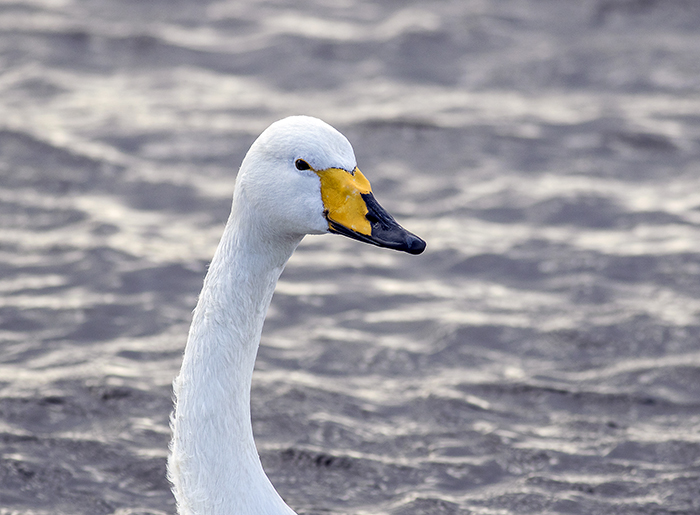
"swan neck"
169,217,300,515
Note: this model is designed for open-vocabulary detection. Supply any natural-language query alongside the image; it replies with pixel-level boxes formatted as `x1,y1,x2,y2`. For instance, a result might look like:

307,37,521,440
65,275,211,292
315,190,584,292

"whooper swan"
168,116,426,515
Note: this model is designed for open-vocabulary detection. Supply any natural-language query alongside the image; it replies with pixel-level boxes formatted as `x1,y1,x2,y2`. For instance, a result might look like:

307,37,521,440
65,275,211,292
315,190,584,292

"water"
2,0,700,514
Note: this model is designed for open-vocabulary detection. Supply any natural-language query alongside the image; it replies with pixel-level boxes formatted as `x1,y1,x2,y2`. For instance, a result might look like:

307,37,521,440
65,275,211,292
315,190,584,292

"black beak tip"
403,233,426,255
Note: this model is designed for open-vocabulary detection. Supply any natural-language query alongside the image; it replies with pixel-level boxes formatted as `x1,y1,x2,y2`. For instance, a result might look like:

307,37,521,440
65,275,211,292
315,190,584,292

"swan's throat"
168,223,300,515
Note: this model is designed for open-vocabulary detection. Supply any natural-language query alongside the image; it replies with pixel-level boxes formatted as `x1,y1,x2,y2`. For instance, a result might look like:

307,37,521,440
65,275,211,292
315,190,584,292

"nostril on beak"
366,212,380,225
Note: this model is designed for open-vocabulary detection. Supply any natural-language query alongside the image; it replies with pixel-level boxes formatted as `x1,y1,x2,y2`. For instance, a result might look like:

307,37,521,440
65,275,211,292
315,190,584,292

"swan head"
235,116,426,255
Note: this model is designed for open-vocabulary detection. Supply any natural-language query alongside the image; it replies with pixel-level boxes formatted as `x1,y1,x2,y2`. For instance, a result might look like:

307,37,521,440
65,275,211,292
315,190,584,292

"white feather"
168,116,358,515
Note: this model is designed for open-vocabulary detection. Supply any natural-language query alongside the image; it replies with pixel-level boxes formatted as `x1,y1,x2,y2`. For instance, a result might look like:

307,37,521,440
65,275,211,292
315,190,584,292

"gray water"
2,1,700,514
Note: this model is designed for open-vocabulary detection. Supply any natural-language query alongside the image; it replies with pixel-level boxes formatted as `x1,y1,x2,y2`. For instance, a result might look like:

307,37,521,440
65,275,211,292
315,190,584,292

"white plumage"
167,116,424,515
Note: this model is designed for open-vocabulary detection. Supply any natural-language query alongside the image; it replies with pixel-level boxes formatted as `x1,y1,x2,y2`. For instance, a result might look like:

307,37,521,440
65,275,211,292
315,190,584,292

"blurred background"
2,0,700,514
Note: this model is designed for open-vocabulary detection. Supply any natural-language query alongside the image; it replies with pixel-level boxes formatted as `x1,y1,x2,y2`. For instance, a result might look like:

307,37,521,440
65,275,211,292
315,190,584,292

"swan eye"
295,159,311,171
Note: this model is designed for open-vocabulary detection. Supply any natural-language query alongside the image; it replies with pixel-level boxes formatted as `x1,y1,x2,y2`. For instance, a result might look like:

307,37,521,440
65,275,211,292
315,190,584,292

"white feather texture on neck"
168,226,299,515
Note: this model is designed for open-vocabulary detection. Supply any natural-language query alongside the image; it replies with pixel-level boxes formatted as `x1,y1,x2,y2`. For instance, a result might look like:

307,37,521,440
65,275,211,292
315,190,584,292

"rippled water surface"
2,1,700,514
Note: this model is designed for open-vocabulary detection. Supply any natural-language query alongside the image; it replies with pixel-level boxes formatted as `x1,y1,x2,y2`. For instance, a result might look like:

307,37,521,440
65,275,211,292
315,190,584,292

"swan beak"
316,167,426,255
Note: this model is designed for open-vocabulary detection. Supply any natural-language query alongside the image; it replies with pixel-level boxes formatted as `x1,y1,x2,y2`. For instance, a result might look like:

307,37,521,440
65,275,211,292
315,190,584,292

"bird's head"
234,116,425,255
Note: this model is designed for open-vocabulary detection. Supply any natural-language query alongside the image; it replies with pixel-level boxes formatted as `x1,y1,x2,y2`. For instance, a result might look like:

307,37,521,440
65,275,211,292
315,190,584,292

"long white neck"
168,195,301,515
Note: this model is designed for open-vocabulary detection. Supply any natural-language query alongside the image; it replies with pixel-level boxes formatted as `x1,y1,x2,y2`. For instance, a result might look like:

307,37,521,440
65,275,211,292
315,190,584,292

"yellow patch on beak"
316,167,373,236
